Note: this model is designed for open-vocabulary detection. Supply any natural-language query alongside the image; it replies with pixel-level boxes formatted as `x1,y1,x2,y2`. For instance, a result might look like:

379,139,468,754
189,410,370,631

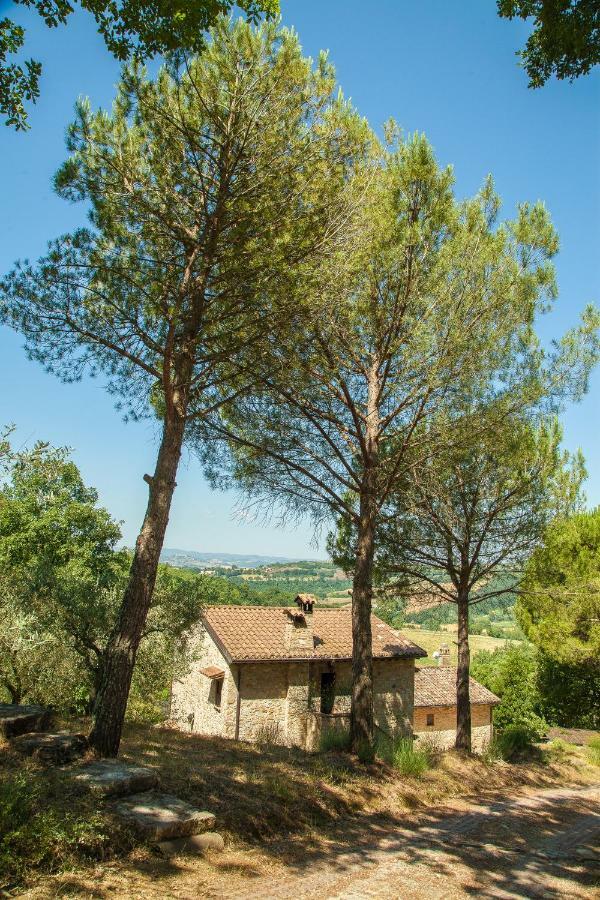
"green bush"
392,738,430,776
319,726,351,753
537,653,600,730
471,645,547,738
495,725,535,760
587,736,600,767
481,736,503,764
0,768,130,891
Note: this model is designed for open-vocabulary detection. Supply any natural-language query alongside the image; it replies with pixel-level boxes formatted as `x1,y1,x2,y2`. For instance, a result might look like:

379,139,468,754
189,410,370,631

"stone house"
170,597,499,752
170,596,427,750
413,666,500,751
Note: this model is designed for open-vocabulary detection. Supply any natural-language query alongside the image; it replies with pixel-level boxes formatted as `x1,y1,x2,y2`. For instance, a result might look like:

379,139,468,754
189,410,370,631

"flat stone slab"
111,791,215,841
158,832,225,857
12,731,88,764
71,760,159,797
0,704,52,739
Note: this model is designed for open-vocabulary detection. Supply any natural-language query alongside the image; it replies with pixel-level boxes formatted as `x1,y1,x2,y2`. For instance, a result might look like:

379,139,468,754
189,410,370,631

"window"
212,677,223,709
426,713,435,727
320,671,336,714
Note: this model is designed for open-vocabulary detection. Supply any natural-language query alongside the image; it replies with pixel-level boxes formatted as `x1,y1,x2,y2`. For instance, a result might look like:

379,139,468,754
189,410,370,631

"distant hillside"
160,548,316,570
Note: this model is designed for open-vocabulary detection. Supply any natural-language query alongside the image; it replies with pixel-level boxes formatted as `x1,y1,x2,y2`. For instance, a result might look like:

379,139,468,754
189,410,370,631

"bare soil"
10,723,599,898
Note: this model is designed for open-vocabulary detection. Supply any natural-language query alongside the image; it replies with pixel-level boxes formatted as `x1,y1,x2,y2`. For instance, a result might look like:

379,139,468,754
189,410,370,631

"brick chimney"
438,644,451,667
284,595,316,654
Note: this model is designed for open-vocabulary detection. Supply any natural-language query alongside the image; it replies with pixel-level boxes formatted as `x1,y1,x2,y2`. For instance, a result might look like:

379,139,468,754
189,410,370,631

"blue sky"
0,0,598,557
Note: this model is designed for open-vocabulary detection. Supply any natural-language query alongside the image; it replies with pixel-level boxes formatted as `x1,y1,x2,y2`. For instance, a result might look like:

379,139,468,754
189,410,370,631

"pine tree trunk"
89,408,186,757
455,591,472,752
350,489,375,753
350,361,379,754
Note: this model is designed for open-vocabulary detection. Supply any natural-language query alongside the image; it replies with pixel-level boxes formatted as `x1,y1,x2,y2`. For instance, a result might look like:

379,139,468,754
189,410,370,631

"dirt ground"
21,782,600,898
10,723,600,899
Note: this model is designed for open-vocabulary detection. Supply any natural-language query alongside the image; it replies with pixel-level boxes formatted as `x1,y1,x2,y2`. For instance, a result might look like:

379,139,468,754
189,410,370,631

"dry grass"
8,722,599,899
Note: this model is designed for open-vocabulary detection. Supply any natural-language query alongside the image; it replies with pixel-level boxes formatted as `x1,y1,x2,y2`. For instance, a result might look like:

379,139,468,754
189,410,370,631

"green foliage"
319,726,351,753
377,736,431,776
495,724,535,760
0,768,123,890
518,507,600,666
0,435,209,714
498,0,600,87
1,1,278,129
471,645,547,738
536,651,600,729
587,736,600,767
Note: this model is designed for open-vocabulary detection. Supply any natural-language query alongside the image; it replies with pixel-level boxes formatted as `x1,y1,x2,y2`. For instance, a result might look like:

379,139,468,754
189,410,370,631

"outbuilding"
413,665,500,751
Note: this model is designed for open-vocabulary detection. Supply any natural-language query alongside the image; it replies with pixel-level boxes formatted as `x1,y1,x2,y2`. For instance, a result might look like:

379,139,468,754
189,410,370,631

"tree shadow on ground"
7,723,599,898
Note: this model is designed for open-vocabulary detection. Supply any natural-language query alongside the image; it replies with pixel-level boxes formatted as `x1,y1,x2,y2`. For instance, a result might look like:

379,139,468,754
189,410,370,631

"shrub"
481,736,503,764
471,645,547,738
0,769,124,890
255,722,283,746
495,725,534,760
319,726,351,753
587,736,600,767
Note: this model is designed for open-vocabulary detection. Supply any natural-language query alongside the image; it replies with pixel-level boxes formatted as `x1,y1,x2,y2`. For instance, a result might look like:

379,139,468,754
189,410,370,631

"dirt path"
229,784,600,899
23,783,600,899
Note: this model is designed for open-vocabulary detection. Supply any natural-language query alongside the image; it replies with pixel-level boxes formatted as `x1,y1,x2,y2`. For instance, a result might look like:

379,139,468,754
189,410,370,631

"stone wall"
236,661,290,744
305,658,415,750
171,629,417,751
170,627,234,737
413,703,493,752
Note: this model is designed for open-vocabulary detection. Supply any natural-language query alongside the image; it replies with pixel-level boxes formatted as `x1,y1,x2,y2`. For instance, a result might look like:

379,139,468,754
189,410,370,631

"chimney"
438,644,451,667
284,595,316,654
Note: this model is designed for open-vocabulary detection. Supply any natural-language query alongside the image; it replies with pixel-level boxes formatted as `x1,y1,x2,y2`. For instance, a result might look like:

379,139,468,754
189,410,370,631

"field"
400,628,523,666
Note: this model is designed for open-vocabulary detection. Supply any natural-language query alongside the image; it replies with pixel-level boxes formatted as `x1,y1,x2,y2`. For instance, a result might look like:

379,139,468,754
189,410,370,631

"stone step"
110,791,216,841
157,832,225,857
0,704,52,739
12,731,89,764
70,760,159,797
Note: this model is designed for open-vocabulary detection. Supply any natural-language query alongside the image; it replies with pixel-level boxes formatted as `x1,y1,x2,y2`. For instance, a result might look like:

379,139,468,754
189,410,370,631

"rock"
157,832,225,856
110,791,216,841
12,731,89,764
0,704,52,739
70,760,159,797
575,847,598,861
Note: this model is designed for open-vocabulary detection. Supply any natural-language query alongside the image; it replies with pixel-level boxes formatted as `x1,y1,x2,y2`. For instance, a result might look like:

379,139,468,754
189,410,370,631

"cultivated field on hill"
401,628,524,666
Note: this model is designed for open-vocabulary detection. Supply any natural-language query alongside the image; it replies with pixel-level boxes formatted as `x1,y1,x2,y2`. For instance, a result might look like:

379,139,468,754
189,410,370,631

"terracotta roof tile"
414,667,500,707
199,666,225,679
202,606,427,663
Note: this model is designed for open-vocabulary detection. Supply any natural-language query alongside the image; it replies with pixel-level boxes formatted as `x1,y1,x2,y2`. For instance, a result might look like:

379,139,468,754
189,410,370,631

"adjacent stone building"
170,596,427,750
413,666,499,751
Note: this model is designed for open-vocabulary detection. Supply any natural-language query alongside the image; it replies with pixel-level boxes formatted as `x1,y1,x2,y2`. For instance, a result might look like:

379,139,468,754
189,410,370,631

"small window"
212,677,223,709
426,713,435,727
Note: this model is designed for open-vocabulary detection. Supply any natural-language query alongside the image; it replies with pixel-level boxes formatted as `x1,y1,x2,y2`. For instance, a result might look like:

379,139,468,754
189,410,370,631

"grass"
3,721,599,897
0,742,135,893
400,628,524,665
381,737,431,775
319,726,351,753
587,736,600,766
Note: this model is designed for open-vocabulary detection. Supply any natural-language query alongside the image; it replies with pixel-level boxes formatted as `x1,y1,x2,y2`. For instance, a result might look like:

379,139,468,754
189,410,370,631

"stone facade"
170,627,235,737
170,627,416,751
413,702,493,752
